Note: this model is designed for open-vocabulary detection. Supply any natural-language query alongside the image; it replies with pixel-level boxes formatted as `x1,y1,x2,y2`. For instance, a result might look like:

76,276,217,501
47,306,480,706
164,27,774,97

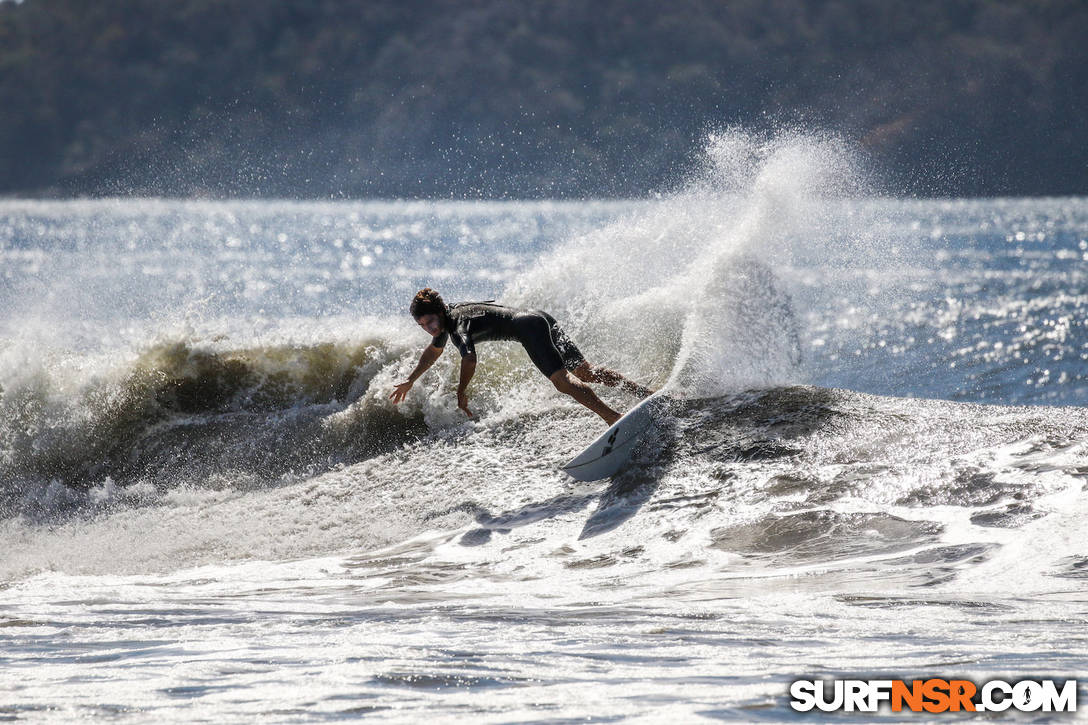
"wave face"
1,133,1087,720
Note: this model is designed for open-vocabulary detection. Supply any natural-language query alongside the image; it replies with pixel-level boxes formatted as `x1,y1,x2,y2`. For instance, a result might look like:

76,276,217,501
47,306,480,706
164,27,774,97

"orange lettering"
948,680,977,711
922,679,951,713
892,680,924,712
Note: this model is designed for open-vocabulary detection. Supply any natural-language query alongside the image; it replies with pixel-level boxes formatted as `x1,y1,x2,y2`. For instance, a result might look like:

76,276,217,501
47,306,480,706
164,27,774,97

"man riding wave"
390,288,653,425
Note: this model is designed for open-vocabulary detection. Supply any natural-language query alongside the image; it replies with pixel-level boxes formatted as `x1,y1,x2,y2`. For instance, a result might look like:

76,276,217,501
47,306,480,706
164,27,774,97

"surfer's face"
416,313,443,336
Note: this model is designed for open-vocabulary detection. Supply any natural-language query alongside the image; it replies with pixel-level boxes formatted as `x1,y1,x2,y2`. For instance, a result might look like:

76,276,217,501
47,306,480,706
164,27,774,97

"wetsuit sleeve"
451,322,475,358
431,331,448,348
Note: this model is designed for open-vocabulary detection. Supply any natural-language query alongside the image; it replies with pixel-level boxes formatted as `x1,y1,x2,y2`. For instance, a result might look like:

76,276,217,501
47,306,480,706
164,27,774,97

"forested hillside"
2,0,1085,197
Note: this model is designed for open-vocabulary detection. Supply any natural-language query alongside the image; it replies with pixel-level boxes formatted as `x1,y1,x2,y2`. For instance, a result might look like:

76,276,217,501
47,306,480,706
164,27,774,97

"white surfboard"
560,391,667,481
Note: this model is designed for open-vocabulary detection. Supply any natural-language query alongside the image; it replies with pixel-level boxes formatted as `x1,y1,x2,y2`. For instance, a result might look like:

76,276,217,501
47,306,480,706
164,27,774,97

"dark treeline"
1,0,1085,198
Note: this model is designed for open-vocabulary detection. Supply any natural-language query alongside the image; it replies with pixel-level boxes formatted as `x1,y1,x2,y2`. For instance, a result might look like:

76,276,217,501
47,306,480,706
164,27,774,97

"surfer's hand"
390,381,413,404
457,391,473,417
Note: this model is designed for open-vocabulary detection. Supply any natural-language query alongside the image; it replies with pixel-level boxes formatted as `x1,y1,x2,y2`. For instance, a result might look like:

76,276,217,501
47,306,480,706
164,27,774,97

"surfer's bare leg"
572,362,654,398
550,370,621,426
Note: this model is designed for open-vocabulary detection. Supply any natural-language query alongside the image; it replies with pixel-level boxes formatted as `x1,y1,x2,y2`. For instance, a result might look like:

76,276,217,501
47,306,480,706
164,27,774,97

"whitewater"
1,135,1087,721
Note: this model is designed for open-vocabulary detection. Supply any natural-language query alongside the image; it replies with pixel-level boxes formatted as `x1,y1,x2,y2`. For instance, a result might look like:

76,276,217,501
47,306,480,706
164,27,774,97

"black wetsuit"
431,302,586,378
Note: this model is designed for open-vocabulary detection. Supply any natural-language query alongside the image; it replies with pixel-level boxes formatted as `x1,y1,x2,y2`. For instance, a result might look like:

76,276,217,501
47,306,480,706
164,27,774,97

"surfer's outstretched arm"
456,354,476,417
390,344,443,404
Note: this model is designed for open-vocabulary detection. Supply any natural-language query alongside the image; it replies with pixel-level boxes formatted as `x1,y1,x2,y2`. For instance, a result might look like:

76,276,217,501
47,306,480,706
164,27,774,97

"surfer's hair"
410,288,446,319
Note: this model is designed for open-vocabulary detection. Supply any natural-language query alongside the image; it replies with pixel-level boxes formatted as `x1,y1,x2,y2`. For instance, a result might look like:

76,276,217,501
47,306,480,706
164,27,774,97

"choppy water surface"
2,136,1087,721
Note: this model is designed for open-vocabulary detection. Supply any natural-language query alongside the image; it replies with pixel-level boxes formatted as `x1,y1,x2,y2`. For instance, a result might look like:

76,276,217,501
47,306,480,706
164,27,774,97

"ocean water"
2,136,1087,721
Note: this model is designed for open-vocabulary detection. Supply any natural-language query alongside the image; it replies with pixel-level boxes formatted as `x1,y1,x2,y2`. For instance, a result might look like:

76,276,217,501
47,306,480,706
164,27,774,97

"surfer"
390,288,653,425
